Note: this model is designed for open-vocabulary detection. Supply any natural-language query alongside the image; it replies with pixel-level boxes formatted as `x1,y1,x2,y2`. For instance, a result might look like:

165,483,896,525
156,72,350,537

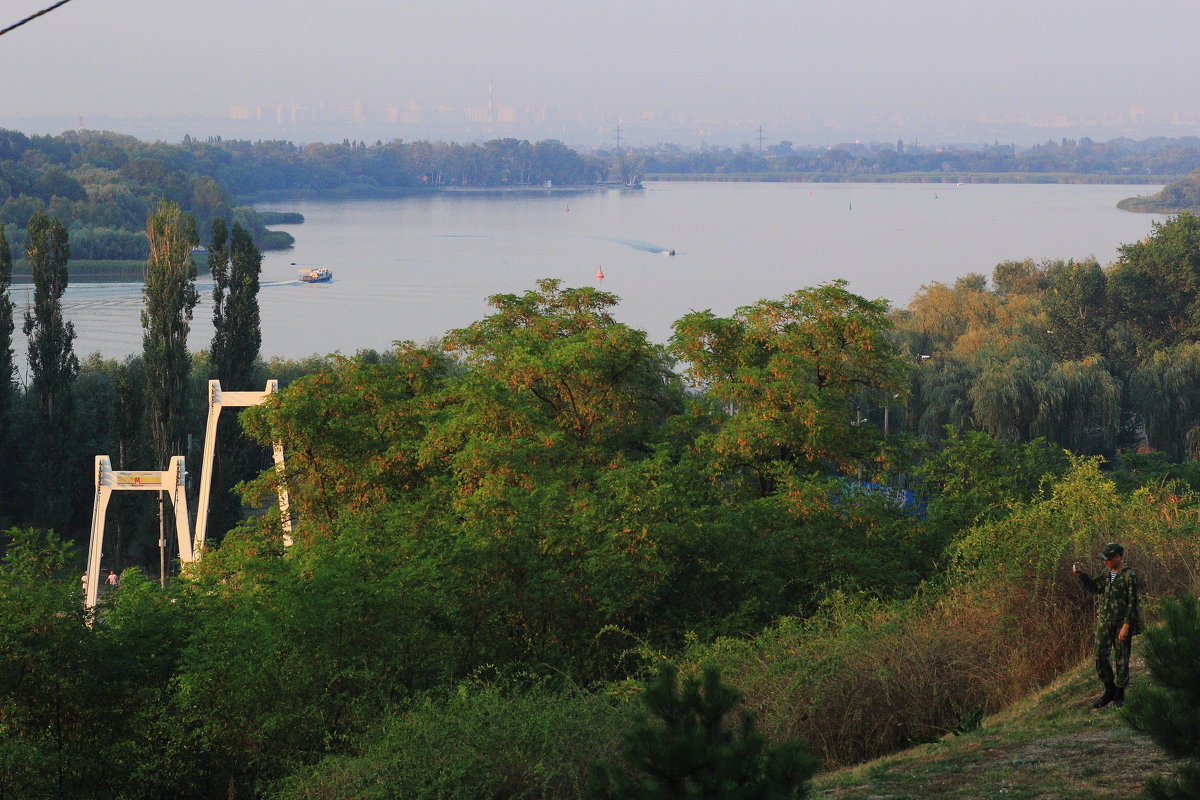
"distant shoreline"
240,183,641,203
1115,198,1192,213
645,172,1176,186
12,259,145,282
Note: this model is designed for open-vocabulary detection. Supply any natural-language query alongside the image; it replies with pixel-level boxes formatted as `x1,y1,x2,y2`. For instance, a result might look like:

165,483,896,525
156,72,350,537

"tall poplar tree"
207,217,230,368
0,226,15,434
142,200,199,471
23,212,79,532
206,218,263,539
211,220,262,388
0,226,16,523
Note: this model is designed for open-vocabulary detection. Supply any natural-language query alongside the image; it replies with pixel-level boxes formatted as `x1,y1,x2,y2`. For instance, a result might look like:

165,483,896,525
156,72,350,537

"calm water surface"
28,181,1169,362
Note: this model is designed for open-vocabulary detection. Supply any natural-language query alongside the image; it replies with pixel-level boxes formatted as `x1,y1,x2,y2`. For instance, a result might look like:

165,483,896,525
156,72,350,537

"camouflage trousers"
1095,623,1132,688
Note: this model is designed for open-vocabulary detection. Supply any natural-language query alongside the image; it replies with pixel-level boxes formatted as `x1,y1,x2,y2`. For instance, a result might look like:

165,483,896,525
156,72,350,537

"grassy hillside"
813,653,1174,800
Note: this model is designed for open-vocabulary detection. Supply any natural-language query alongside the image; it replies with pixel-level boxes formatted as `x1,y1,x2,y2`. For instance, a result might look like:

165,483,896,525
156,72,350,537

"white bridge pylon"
194,380,292,557
86,456,191,611
85,379,292,612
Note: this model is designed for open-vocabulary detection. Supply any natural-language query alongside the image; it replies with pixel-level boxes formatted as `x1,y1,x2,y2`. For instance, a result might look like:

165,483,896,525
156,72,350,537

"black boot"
1113,685,1126,708
1092,682,1116,708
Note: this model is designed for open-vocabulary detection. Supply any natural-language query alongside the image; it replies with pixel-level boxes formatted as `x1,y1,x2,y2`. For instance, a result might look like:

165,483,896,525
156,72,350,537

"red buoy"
596,266,604,280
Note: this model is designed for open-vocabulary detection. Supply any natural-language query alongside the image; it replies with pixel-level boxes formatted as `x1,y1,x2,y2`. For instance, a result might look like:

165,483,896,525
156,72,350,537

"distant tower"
77,116,83,132
488,76,494,127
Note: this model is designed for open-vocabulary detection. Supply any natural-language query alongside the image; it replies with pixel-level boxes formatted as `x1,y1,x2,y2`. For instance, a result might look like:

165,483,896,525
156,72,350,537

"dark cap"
1099,542,1124,560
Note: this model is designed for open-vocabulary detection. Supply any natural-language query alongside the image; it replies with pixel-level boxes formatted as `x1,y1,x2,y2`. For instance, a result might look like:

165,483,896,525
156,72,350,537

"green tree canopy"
671,281,909,482
1108,212,1200,352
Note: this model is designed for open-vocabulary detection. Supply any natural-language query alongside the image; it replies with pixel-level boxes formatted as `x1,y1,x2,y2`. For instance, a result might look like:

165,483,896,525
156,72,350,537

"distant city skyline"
3,0,1199,148
5,98,1198,152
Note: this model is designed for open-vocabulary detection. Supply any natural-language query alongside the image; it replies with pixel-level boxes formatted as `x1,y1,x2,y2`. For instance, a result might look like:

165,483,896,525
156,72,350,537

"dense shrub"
679,459,1200,767
270,681,632,800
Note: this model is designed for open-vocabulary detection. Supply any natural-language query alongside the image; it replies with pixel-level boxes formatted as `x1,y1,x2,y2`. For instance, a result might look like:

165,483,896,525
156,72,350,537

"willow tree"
909,355,978,440
1130,343,1200,461
963,342,1119,448
1030,356,1121,453
900,274,1002,357
23,213,79,531
967,352,1049,442
142,201,199,470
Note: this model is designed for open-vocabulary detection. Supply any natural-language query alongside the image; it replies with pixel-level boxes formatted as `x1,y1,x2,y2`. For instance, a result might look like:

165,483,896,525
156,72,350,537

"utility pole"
158,492,165,587
757,125,765,153
614,124,622,150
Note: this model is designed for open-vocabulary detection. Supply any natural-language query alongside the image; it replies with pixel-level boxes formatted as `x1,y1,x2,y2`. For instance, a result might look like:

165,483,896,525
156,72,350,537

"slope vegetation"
1119,168,1200,212
813,655,1173,800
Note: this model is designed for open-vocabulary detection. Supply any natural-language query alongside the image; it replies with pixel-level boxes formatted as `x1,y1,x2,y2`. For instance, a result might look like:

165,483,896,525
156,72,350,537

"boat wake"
601,237,676,255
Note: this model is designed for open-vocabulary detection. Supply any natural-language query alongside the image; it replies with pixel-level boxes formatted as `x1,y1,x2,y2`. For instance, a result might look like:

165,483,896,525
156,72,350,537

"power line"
0,0,76,39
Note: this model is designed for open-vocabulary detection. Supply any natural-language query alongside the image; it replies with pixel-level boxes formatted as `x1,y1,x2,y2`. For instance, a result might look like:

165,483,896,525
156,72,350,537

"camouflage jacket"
1078,567,1142,633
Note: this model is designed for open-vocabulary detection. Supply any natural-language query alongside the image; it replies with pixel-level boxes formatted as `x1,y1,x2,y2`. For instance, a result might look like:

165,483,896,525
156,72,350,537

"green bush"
590,663,817,800
1123,594,1200,800
270,681,632,800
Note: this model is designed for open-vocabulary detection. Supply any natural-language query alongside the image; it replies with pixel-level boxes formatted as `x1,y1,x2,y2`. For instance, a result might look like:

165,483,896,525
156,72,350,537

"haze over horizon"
2,0,1199,147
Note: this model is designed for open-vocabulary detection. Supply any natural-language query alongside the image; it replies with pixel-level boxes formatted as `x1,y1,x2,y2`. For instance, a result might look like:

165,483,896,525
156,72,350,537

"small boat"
299,267,333,283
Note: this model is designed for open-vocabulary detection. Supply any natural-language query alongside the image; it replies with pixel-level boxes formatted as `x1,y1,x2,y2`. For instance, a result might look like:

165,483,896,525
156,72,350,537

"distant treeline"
0,129,293,261
0,130,608,263
9,128,1200,268
635,136,1200,179
201,136,604,198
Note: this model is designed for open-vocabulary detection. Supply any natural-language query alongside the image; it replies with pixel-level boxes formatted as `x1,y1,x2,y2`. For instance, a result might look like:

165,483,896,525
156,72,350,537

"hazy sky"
2,0,1197,127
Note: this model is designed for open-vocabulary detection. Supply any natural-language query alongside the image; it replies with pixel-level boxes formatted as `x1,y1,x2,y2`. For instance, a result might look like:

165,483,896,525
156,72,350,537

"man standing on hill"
1072,542,1141,709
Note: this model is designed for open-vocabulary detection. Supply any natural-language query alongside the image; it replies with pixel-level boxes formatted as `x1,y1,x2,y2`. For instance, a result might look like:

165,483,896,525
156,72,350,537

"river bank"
237,182,641,204
646,172,1175,185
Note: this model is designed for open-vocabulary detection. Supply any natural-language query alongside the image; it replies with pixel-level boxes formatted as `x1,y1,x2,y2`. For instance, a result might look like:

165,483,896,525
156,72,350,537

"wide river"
22,181,1170,362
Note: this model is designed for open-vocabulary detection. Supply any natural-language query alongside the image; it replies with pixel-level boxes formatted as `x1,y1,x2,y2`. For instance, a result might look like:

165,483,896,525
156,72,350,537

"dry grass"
812,649,1175,800
714,572,1095,769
